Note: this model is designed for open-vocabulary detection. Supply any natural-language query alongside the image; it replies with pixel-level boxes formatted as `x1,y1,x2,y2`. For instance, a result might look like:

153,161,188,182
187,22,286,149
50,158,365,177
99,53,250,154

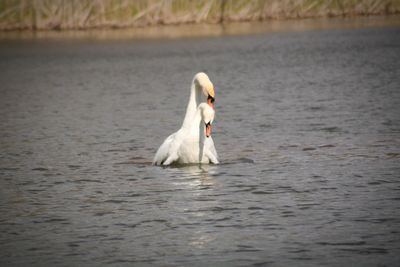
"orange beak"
207,95,215,109
205,122,212,138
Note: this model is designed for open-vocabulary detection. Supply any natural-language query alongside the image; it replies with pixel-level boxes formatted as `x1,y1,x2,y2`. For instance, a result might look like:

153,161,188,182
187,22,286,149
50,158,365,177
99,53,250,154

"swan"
153,72,218,165
182,72,215,127
153,103,218,165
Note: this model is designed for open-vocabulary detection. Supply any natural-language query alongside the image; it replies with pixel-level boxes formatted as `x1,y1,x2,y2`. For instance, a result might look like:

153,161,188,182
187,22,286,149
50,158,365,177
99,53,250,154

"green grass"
1,0,399,30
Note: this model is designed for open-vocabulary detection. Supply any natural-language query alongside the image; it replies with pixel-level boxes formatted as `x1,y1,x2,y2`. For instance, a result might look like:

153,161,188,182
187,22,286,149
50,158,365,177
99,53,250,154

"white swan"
182,72,215,127
153,103,218,165
153,73,218,165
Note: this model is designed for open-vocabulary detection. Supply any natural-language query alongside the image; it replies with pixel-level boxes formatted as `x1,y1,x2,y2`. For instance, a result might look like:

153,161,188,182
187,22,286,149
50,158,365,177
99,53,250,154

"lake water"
1,19,400,266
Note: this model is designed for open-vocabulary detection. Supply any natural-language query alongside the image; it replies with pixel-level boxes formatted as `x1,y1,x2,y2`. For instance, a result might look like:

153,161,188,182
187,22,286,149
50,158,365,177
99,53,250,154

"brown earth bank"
1,15,399,41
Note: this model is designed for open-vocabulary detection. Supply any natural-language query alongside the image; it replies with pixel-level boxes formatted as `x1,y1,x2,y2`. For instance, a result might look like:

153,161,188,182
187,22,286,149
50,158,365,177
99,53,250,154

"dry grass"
1,0,399,30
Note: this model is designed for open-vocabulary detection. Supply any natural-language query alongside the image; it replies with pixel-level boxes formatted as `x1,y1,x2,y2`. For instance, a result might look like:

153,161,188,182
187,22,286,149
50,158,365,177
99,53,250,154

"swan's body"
153,73,218,165
153,103,218,165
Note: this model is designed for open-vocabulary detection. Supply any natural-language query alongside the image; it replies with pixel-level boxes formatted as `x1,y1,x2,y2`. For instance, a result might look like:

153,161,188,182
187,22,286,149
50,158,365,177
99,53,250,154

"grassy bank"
1,0,400,31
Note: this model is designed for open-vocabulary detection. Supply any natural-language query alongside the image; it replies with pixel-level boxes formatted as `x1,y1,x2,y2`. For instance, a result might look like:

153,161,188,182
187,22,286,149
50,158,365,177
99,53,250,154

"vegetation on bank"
1,0,400,30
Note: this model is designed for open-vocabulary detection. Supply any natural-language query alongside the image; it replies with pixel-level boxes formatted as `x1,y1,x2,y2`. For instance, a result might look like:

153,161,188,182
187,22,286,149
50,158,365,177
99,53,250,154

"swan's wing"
204,137,219,164
152,133,176,165
162,130,186,165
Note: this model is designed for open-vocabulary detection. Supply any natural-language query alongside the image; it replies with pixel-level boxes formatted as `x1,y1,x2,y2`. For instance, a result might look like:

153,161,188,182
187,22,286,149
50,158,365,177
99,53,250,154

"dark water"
1,23,400,266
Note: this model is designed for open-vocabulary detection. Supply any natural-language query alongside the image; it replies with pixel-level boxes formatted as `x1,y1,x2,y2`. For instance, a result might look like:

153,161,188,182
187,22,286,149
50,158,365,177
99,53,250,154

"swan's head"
199,103,215,138
194,72,215,109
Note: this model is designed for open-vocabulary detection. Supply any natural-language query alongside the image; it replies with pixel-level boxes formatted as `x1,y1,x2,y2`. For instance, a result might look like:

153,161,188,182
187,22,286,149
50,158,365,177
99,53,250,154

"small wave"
248,206,264,210
0,167,19,171
104,199,130,204
68,164,81,169
72,179,104,184
114,160,152,165
251,190,276,195
32,167,49,171
319,144,336,148
94,211,114,216
317,241,366,246
219,157,255,165
337,247,388,255
320,126,341,133
386,152,400,158
104,149,127,152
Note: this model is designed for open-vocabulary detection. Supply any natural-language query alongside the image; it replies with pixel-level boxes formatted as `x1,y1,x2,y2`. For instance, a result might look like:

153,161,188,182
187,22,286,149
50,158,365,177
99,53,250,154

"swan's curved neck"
182,79,202,128
190,107,206,140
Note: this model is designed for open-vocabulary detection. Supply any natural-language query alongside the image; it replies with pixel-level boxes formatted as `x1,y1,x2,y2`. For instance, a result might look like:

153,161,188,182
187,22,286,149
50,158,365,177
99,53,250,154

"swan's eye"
208,95,215,103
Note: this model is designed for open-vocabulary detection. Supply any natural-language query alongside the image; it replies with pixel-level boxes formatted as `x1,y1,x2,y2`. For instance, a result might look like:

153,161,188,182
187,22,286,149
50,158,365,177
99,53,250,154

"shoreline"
1,15,399,41
1,0,400,32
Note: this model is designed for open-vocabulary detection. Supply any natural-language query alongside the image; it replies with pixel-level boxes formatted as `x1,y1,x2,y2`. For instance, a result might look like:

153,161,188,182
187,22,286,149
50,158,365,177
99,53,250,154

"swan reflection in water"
165,163,220,250
165,163,219,189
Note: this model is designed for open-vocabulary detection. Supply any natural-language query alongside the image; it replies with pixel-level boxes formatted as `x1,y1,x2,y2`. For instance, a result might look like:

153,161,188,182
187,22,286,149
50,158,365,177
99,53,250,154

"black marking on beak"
208,95,215,103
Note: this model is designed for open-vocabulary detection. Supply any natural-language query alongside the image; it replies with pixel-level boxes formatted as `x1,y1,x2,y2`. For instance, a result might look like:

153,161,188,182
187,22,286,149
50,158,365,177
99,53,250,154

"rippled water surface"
1,21,400,266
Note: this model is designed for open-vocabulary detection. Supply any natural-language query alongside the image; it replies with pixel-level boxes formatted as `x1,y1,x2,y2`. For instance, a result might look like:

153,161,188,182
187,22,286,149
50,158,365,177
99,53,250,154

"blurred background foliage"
0,0,399,30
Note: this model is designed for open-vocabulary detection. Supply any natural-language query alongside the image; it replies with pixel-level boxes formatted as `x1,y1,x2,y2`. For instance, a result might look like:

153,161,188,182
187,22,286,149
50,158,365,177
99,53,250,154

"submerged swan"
153,72,218,165
153,103,218,165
